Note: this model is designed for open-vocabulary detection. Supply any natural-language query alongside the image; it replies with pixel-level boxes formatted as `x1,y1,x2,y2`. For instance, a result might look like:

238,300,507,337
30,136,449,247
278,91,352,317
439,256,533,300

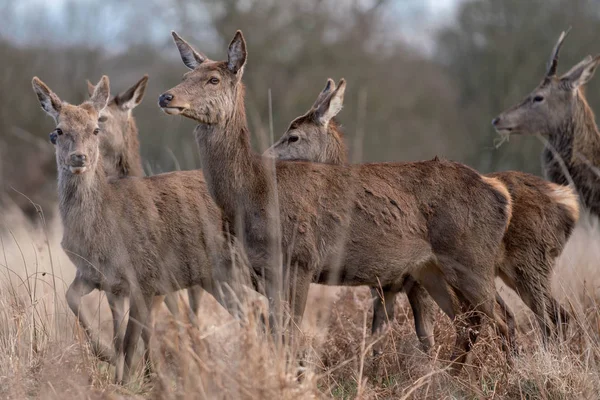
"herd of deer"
28,28,600,384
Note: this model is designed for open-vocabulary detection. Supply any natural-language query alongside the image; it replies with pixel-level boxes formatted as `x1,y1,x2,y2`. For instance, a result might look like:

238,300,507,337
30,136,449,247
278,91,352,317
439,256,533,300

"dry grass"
2,205,600,399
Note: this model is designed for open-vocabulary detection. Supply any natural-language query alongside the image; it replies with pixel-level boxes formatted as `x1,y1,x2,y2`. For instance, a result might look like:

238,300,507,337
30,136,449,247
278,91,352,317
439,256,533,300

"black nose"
158,93,173,108
70,153,87,167
491,117,500,126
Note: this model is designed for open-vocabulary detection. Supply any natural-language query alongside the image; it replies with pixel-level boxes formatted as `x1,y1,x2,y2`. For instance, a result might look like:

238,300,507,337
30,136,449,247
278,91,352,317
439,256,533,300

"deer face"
492,78,576,137
266,79,346,163
88,75,147,176
159,31,247,125
493,30,600,137
32,76,110,175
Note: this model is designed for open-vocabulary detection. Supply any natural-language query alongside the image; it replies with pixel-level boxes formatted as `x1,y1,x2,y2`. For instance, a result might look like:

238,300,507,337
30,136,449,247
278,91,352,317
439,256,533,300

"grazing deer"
268,79,579,354
32,75,246,384
87,75,204,323
493,30,599,218
159,30,516,366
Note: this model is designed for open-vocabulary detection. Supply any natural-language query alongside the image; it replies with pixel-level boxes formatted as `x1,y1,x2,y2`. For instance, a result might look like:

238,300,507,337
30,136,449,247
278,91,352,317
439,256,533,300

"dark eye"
93,128,100,135
49,132,57,145
288,135,299,143
533,95,544,103
208,77,220,85
98,115,108,123
56,128,63,135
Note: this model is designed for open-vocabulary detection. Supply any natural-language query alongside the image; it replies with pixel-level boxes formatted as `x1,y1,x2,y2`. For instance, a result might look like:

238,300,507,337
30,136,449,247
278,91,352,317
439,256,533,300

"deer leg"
405,278,437,352
140,296,163,380
187,286,203,325
448,290,482,367
495,292,517,354
287,265,311,340
499,265,552,344
371,285,401,356
106,292,127,365
66,276,113,363
163,291,180,319
115,292,152,385
440,257,513,366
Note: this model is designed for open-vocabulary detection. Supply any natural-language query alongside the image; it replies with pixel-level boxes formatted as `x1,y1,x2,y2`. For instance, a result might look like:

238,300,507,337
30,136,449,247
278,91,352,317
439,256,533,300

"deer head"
87,75,147,176
493,30,600,138
159,31,247,125
266,78,347,163
32,76,110,175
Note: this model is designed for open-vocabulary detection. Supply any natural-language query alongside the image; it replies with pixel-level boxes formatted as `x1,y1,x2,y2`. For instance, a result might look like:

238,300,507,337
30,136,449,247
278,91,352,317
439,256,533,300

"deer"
493,30,600,221
86,75,204,324
267,78,579,355
32,75,248,384
159,30,517,367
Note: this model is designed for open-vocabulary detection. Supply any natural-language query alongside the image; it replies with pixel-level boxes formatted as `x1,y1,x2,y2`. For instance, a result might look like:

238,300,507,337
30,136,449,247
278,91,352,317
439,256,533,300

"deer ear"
312,78,336,109
89,75,110,113
227,30,247,74
86,79,96,97
32,77,62,121
115,74,148,110
562,55,600,89
315,79,346,125
172,31,206,70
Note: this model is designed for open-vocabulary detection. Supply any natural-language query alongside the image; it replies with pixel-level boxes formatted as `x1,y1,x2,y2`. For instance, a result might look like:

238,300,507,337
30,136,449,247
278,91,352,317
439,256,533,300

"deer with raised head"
87,75,204,324
159,30,517,367
32,75,247,384
268,78,579,354
493,30,600,218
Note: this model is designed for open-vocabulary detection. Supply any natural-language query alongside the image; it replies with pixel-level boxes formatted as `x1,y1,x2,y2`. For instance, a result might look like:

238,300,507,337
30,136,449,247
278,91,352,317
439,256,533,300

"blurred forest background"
2,0,600,224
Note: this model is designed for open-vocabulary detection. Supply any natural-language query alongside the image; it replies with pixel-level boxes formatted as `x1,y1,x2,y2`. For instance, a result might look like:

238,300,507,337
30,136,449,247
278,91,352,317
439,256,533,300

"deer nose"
491,117,500,126
158,93,174,108
70,153,87,167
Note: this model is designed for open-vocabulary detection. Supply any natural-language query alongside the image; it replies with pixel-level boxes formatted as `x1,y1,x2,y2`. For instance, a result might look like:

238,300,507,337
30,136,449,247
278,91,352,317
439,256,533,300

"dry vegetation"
2,203,600,399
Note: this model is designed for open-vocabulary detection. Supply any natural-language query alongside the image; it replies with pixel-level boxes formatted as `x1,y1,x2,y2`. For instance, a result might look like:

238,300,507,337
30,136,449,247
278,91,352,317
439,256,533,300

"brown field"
2,205,600,399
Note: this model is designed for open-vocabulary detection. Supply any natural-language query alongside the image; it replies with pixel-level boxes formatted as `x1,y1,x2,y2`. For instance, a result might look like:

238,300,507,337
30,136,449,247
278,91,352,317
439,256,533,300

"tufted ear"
115,74,149,110
312,78,336,109
227,30,247,74
86,79,96,97
89,75,110,113
561,54,600,90
314,79,346,125
32,77,62,121
172,31,207,70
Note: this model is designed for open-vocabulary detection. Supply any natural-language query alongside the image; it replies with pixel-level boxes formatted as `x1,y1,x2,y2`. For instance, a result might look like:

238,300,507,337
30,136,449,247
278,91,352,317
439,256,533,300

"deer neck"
121,117,144,177
325,119,349,165
58,162,109,229
548,94,600,168
193,87,267,223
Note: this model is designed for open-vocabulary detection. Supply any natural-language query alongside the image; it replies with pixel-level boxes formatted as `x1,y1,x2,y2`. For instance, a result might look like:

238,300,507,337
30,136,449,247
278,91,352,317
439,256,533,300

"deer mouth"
161,106,187,115
69,166,88,174
494,127,515,135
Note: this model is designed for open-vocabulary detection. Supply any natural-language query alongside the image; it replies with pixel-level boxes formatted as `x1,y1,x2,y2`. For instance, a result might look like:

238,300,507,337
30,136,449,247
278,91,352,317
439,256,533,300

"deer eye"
208,77,220,85
49,132,58,145
56,128,63,135
533,95,544,103
93,128,100,135
98,115,108,123
288,135,299,143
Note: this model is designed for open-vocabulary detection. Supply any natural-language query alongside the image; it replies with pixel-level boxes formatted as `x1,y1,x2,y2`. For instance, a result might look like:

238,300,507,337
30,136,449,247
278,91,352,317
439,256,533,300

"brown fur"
87,76,145,178
269,78,578,353
32,76,244,384
88,75,204,321
160,31,515,366
493,30,600,218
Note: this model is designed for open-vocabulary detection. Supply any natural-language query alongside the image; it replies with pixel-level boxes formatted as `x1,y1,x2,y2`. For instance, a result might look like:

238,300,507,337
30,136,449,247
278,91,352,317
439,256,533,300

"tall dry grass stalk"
2,201,600,399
